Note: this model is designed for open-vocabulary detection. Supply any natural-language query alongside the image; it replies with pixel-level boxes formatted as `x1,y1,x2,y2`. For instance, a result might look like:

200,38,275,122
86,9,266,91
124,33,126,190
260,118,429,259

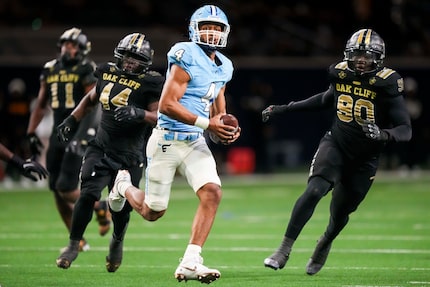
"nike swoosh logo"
184,266,197,272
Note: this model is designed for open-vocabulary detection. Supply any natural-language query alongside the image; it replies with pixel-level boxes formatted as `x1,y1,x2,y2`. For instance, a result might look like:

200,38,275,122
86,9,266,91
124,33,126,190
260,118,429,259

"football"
209,114,239,144
220,114,239,132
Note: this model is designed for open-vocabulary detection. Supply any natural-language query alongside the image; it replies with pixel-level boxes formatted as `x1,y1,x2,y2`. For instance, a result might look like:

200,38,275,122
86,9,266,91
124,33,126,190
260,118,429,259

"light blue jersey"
158,42,233,132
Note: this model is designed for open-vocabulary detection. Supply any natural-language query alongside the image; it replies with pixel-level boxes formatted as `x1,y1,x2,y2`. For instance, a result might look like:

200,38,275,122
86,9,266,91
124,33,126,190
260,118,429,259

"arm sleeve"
383,96,412,142
287,85,334,111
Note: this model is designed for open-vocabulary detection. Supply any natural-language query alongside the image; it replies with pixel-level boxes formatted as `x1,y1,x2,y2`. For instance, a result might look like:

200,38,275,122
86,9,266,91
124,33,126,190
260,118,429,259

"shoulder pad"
376,68,396,79
43,59,58,68
94,62,113,74
334,61,348,70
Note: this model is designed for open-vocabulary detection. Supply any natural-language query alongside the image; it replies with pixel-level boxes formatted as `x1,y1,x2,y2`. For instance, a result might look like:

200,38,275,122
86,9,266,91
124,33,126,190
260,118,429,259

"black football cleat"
306,235,332,275
264,251,290,270
106,237,123,272
56,240,80,269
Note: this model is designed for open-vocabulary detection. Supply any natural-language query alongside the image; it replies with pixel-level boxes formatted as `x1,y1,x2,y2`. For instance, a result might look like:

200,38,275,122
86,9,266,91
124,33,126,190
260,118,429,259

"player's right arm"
262,86,334,122
57,86,98,143
27,79,50,135
158,64,194,124
70,86,98,122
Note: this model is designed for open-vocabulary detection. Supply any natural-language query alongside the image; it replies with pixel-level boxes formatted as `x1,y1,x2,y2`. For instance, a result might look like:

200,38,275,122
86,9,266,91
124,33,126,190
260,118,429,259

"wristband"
194,116,210,130
10,154,25,168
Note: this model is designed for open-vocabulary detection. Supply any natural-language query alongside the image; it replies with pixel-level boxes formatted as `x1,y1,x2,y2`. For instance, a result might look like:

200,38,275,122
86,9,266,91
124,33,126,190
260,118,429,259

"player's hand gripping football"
362,120,389,141
26,133,44,158
114,106,146,123
262,104,290,122
57,115,79,143
208,114,241,145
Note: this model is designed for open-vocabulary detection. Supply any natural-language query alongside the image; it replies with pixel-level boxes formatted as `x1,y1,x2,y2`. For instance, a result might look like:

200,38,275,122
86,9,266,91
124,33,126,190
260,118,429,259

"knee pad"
306,176,332,199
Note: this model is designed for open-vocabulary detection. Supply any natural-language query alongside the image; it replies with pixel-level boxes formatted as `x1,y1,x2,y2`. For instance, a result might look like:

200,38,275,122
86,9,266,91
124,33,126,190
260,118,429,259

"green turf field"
0,172,429,287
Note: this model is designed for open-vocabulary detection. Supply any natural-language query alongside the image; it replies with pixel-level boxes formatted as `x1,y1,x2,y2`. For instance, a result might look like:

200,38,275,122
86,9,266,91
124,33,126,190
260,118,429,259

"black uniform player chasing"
55,33,164,271
261,29,412,275
26,28,111,251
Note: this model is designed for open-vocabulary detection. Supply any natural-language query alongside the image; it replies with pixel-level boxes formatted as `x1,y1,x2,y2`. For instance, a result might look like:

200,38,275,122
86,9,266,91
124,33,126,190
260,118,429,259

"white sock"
183,244,202,260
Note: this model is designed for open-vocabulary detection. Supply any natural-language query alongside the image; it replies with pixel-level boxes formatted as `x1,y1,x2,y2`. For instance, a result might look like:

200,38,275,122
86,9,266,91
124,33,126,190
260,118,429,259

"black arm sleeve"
383,96,412,142
287,85,334,111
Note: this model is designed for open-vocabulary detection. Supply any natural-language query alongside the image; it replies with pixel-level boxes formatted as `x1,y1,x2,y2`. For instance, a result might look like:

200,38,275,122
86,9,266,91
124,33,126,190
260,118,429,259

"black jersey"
93,62,164,166
328,62,411,158
40,58,97,127
288,61,411,159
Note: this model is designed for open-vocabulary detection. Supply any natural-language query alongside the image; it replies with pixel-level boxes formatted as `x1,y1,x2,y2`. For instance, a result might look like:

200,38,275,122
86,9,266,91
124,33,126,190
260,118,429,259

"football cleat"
59,238,90,254
95,200,112,236
264,251,290,270
106,237,123,272
56,240,80,269
174,256,220,284
108,170,131,212
306,235,332,275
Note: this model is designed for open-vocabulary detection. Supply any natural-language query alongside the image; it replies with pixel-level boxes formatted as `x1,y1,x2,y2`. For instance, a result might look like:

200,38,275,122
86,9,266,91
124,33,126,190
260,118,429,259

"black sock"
70,194,95,241
277,236,295,255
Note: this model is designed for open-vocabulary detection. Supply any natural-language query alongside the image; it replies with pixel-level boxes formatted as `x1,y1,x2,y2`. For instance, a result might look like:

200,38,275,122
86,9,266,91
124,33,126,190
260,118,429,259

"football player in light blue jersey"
157,36,233,132
108,4,240,284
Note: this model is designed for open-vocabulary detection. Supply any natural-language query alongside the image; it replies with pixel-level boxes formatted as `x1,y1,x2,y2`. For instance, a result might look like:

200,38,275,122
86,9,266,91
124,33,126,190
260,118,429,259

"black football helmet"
114,33,153,76
344,29,385,75
58,27,91,64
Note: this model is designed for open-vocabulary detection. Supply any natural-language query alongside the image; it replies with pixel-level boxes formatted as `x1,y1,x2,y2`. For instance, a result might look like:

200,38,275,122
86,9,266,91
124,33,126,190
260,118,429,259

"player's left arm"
383,95,412,142
363,75,412,142
379,75,412,142
210,86,240,143
210,86,226,116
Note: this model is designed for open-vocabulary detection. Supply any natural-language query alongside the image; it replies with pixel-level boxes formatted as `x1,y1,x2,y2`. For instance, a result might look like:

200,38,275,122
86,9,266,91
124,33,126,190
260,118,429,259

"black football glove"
262,104,290,122
362,120,389,141
10,154,49,181
114,106,146,123
57,115,78,143
27,133,44,158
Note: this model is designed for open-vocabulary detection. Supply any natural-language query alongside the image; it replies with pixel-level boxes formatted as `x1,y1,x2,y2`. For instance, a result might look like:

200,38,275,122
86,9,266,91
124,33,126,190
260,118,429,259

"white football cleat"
174,256,220,284
108,170,131,212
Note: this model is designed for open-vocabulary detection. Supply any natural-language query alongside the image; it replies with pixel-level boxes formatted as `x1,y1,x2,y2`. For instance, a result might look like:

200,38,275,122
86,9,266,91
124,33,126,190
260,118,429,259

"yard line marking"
1,233,429,241
0,264,429,272
1,246,430,255
342,285,404,287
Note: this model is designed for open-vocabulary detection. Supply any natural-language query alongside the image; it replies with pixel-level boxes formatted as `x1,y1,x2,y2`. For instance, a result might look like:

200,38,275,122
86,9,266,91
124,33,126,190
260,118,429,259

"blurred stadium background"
1,0,429,186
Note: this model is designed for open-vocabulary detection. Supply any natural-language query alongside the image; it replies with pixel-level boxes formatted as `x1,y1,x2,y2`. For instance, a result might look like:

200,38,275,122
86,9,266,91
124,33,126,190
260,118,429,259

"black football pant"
69,145,142,242
285,174,373,242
